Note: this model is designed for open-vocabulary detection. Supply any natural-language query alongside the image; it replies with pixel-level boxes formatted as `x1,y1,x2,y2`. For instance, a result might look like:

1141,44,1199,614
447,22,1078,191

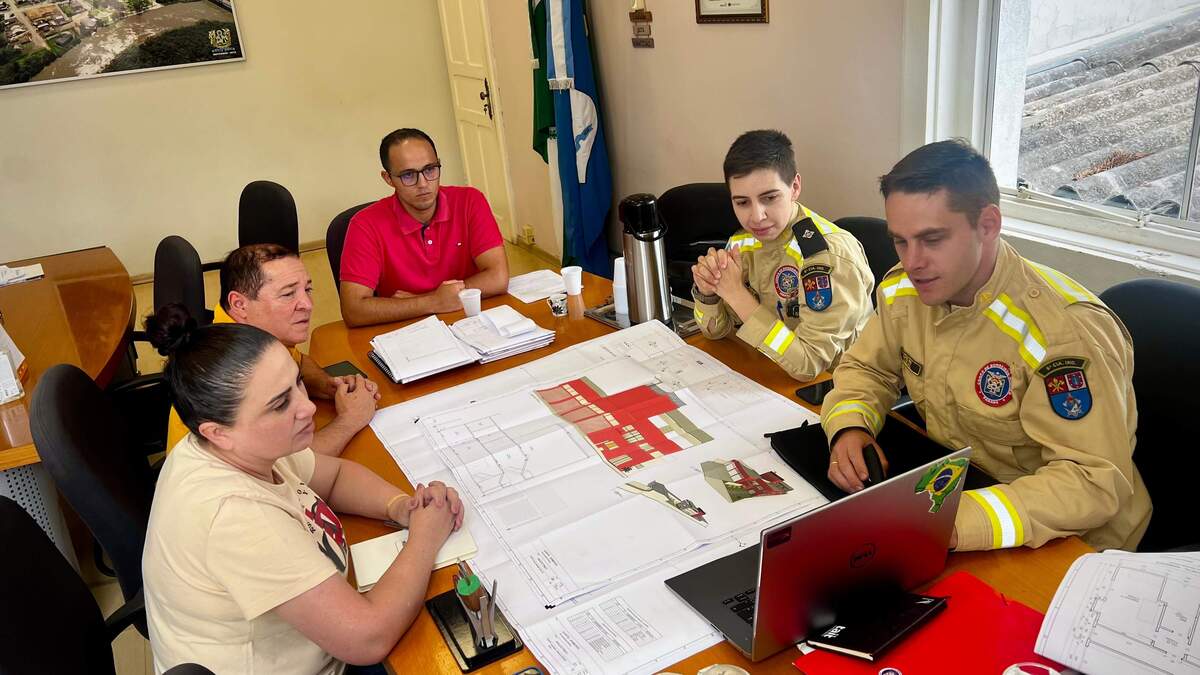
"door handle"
479,78,494,120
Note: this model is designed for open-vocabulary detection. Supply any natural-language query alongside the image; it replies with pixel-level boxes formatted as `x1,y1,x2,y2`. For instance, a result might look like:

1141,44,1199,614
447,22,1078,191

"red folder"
793,571,1065,674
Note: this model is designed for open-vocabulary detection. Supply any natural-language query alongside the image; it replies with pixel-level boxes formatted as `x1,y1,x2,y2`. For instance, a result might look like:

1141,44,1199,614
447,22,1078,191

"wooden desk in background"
308,273,1091,674
0,247,134,470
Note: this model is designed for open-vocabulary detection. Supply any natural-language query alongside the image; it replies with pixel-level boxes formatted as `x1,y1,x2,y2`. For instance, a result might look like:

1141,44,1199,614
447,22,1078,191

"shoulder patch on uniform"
1036,356,1091,420
791,218,830,259
801,264,833,311
900,348,923,376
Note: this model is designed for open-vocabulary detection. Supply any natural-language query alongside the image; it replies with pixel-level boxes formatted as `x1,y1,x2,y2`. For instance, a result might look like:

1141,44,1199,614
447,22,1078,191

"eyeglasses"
393,163,441,187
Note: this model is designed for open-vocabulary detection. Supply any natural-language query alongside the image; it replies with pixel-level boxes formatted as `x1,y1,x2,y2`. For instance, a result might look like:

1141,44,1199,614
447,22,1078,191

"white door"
437,0,517,242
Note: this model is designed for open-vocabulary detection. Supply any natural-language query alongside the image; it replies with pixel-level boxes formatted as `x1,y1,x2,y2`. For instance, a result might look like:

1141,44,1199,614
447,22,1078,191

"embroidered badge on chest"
974,360,1013,407
774,264,800,299
1036,357,1091,420
801,264,833,312
901,348,923,377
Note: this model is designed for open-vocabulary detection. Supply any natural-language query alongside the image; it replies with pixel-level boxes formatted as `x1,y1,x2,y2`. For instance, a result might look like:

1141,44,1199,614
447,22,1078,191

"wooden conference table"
0,247,134,470
308,273,1090,675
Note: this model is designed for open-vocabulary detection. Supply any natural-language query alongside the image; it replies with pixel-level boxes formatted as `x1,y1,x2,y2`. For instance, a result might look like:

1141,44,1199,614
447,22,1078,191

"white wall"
0,0,463,277
586,1,905,250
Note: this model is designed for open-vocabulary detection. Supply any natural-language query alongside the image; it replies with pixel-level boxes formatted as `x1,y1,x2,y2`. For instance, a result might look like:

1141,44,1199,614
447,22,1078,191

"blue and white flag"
544,0,613,275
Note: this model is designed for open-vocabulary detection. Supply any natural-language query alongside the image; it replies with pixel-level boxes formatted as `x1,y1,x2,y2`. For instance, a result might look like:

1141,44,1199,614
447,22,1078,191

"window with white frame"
989,0,1200,230
902,0,1200,280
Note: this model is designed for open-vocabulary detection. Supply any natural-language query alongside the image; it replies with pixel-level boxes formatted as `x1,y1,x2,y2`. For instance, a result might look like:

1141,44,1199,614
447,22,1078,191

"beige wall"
587,1,905,248
0,0,462,278
485,0,559,260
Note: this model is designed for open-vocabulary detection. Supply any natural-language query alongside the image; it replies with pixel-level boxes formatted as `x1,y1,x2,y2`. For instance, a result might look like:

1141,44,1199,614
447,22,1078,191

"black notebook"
768,419,996,502
807,592,948,661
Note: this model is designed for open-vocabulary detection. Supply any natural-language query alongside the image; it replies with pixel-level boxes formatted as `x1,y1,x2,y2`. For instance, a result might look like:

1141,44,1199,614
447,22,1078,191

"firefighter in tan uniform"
691,130,874,382
822,140,1151,552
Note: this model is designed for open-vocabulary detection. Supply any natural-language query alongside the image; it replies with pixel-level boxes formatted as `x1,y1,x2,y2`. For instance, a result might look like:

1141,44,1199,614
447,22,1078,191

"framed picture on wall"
0,0,244,91
695,0,768,24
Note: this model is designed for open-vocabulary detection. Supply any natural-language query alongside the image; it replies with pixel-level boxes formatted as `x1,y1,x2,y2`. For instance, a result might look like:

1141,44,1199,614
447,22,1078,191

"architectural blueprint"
1037,550,1200,675
369,321,826,674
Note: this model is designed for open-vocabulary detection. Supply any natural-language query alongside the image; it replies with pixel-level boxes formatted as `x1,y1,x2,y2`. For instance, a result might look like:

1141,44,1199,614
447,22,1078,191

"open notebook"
350,527,478,592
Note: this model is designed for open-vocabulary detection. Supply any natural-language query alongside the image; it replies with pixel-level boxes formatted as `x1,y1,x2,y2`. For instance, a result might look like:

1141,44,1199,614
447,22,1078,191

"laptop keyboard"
722,586,757,624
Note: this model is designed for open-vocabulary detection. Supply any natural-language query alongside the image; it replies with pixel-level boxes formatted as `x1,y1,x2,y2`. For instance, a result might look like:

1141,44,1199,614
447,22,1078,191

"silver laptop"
665,446,971,661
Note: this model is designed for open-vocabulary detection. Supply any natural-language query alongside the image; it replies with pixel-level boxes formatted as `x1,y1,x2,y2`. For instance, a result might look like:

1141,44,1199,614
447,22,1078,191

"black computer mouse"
863,444,886,486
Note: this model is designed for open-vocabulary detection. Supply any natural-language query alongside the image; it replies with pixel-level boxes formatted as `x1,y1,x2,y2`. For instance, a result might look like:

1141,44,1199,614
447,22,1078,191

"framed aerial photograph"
695,0,768,24
0,0,244,91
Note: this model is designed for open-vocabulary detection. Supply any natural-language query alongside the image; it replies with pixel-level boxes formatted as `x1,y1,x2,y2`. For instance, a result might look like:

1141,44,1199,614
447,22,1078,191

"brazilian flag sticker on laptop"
914,458,968,513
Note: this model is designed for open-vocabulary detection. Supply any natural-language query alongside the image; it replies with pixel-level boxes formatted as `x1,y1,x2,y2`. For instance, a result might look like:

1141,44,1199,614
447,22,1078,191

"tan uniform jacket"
821,241,1151,552
692,203,875,382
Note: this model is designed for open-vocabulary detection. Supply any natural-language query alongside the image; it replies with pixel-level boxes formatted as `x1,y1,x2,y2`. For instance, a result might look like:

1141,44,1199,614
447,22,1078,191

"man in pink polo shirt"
339,128,509,327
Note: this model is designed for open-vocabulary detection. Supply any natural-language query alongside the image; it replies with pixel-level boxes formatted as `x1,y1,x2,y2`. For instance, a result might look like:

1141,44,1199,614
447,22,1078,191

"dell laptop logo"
850,543,876,568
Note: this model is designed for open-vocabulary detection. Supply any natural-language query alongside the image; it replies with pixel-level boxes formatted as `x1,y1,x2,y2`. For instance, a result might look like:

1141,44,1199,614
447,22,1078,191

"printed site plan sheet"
1036,550,1200,675
370,320,827,674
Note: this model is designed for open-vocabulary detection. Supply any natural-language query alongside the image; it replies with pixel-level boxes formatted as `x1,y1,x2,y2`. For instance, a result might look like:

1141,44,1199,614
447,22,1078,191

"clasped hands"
386,480,465,532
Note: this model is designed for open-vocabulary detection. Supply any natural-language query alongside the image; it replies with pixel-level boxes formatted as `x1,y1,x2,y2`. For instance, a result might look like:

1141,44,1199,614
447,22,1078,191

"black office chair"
30,364,155,638
326,202,373,291
0,496,142,675
106,235,211,461
834,216,898,303
657,183,741,298
1099,278,1200,552
153,235,212,327
0,497,214,675
239,180,300,253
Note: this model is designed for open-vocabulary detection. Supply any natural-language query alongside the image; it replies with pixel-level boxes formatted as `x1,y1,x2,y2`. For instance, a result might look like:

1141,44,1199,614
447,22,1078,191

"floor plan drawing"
537,378,712,473
369,321,825,674
1037,551,1200,675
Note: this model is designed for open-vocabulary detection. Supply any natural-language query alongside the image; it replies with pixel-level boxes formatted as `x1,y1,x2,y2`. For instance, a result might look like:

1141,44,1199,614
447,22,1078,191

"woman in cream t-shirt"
142,307,463,674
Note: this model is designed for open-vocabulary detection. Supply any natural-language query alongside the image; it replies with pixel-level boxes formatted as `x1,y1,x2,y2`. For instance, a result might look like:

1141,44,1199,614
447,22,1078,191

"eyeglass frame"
391,162,442,187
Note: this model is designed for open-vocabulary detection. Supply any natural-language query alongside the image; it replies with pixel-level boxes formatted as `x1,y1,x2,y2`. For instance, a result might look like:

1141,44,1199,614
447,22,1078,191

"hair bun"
144,303,199,356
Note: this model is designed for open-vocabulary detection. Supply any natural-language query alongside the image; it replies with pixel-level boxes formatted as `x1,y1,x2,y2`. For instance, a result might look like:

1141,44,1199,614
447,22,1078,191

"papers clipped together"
368,308,555,382
369,315,480,384
452,305,555,364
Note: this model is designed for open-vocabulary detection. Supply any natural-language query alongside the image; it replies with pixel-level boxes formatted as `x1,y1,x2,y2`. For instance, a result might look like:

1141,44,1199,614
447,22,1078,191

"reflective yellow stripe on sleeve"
1024,260,1099,304
965,487,1026,549
785,238,804,265
694,307,705,322
823,400,883,434
799,205,843,235
879,274,918,305
982,293,1047,369
726,234,762,252
762,320,796,356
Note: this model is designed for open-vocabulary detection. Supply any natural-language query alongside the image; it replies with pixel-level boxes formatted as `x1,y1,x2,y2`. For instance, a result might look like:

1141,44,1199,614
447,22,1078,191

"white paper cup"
459,288,482,316
613,257,626,287
613,283,629,315
561,266,583,295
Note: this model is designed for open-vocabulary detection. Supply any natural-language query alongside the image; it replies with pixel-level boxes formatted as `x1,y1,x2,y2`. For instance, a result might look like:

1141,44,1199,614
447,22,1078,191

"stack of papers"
351,527,478,592
451,306,555,364
0,263,44,287
506,269,565,303
369,315,479,384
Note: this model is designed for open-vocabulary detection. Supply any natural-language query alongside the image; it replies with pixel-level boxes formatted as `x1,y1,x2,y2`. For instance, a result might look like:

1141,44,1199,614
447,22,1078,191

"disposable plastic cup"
459,288,482,316
561,266,583,295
